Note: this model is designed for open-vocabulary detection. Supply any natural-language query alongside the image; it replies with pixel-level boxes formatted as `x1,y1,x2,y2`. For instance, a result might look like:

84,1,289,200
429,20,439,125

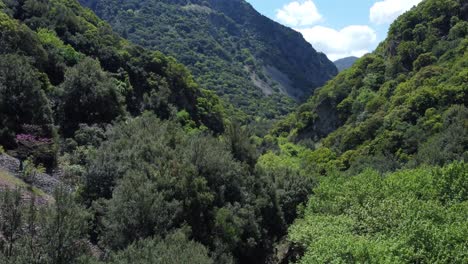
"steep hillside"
78,0,338,119
334,56,358,72
273,0,467,170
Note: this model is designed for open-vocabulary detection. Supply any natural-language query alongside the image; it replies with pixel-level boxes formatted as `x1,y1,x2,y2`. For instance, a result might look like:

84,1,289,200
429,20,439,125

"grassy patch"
0,170,48,197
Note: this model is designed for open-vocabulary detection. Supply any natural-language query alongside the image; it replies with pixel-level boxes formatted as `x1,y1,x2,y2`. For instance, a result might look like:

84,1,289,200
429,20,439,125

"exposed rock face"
0,154,20,174
0,154,60,195
296,97,344,142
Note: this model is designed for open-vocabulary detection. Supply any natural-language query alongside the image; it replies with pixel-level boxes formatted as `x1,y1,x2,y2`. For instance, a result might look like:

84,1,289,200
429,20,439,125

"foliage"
0,0,225,146
269,2,468,262
14,124,58,168
289,162,468,263
21,157,45,185
0,0,466,263
223,122,258,169
58,57,125,136
0,54,54,149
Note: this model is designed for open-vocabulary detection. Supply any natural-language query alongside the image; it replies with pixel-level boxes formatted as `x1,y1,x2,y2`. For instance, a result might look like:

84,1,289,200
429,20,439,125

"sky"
245,0,423,61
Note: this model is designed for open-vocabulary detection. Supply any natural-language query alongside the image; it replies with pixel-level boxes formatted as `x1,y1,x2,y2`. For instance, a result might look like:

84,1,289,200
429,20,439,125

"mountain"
78,0,338,119
334,56,358,72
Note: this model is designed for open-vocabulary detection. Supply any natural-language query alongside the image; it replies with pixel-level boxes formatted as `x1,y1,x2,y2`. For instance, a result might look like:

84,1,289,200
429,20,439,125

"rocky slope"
0,154,59,195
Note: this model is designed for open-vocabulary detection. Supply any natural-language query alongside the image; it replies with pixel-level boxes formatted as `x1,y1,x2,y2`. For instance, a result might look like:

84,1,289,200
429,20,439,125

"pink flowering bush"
15,134,53,144
14,125,57,168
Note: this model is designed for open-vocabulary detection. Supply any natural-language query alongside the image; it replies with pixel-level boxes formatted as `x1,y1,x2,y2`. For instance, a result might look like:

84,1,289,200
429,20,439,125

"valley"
0,0,466,263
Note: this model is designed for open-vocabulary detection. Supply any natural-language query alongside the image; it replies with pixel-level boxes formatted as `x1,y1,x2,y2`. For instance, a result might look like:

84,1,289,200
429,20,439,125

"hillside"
273,0,467,171
78,0,338,119
334,56,358,72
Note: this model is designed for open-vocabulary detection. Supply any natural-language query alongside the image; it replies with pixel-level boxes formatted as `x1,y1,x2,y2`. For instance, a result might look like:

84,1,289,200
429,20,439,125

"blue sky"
245,0,423,61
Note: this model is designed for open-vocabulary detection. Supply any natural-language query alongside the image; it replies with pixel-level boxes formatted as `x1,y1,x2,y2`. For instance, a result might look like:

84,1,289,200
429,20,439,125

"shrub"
413,52,437,70
21,157,45,184
15,129,57,169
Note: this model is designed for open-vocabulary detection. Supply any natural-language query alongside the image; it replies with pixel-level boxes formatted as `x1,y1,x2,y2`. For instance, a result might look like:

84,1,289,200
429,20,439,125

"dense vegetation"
2,113,311,263
0,0,466,263
78,0,338,120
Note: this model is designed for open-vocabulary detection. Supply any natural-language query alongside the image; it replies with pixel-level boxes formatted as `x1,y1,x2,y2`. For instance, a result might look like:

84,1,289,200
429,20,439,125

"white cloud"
370,0,423,25
276,1,322,27
297,25,377,61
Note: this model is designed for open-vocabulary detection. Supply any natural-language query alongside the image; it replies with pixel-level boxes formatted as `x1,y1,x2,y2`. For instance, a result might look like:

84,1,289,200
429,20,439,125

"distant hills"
78,0,338,119
334,56,359,72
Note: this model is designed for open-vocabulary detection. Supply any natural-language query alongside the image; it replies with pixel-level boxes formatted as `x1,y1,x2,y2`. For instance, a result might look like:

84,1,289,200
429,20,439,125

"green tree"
100,170,181,250
59,58,125,136
289,163,468,264
0,187,91,264
223,122,258,169
84,114,283,263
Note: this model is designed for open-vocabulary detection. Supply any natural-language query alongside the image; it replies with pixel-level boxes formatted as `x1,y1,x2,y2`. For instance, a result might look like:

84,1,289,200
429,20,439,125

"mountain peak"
334,56,359,72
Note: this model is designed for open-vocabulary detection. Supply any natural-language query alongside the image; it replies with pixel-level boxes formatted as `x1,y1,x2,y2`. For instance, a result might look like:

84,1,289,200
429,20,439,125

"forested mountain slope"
273,0,467,171
78,0,338,119
0,1,313,263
